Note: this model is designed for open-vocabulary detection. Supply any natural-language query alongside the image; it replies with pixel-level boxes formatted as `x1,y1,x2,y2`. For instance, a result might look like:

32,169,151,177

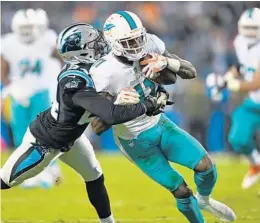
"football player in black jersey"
0,23,164,223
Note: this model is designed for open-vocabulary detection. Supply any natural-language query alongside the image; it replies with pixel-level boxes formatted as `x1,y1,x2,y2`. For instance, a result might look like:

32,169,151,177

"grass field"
1,152,260,223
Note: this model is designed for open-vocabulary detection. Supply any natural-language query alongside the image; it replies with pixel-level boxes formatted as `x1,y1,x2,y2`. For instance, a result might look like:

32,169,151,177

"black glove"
142,96,164,116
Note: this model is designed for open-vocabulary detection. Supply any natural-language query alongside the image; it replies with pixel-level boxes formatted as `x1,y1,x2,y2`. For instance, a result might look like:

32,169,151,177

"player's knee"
228,133,251,154
172,182,193,199
81,162,103,183
85,174,104,186
195,154,213,172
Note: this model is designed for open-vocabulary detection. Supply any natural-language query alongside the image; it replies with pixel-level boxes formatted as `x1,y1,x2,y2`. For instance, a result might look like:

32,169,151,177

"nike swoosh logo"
248,41,260,50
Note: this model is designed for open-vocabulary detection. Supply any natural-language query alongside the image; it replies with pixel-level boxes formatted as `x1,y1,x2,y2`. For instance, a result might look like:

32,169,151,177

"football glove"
140,53,168,79
224,71,240,92
142,95,165,116
114,88,140,105
156,85,174,107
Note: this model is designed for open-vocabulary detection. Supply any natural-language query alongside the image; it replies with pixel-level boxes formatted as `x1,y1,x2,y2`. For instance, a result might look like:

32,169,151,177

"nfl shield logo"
128,141,134,147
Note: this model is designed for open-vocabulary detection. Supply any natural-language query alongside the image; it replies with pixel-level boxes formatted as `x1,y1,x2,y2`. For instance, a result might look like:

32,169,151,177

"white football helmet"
35,8,49,34
238,8,260,39
103,11,148,61
11,9,38,43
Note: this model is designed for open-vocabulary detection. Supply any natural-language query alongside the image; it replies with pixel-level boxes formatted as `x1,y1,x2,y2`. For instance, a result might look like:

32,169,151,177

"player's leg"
10,98,30,148
159,114,236,222
228,100,260,189
0,128,62,189
59,135,114,223
30,90,63,188
115,134,205,223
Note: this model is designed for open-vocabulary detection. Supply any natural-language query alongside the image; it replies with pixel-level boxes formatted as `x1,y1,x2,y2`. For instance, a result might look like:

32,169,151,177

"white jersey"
1,30,60,101
90,33,166,139
39,29,62,103
234,35,260,103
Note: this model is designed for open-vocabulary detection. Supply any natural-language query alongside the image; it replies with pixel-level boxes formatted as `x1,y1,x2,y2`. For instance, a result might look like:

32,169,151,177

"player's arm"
140,50,197,80
51,48,64,65
225,63,260,92
162,50,197,79
62,75,159,125
1,56,10,85
71,89,159,125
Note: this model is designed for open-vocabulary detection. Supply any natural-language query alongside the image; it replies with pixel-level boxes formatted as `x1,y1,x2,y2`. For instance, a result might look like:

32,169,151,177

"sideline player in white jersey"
90,11,236,223
1,9,62,188
210,8,260,190
34,8,63,102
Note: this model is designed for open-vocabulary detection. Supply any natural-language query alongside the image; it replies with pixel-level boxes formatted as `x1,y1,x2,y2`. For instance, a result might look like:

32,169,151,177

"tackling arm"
71,88,147,125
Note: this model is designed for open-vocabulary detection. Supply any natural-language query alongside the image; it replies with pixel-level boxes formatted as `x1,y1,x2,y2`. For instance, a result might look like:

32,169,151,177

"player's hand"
91,117,111,135
224,71,240,92
142,96,165,116
156,85,174,107
114,88,140,105
140,53,168,79
1,99,5,116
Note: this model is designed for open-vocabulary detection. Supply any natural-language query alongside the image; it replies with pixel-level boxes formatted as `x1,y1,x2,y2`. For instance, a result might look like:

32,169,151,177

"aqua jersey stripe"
116,11,137,30
58,70,94,88
248,8,254,18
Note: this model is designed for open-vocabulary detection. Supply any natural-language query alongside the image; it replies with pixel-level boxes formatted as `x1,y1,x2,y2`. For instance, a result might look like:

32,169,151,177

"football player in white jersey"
90,11,236,223
210,8,260,190
34,8,63,103
1,9,62,188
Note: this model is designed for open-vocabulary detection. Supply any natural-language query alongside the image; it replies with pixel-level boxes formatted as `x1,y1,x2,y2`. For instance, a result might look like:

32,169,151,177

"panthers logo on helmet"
60,32,82,54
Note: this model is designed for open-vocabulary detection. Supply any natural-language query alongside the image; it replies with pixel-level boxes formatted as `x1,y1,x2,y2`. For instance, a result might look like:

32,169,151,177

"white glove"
224,71,240,92
210,87,224,102
114,88,140,105
140,53,168,79
157,92,168,106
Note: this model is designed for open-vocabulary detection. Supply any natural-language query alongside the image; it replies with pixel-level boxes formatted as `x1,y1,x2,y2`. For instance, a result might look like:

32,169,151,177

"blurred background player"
209,8,260,190
1,8,62,189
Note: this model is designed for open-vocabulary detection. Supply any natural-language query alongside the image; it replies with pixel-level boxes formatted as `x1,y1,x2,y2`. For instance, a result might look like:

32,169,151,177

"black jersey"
29,63,147,149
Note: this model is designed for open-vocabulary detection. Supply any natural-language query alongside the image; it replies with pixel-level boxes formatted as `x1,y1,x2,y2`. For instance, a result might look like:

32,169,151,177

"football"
139,54,177,85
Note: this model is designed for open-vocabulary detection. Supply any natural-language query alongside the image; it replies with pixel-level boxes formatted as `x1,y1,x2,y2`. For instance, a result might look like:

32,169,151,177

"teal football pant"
10,90,50,148
114,114,207,192
229,98,260,155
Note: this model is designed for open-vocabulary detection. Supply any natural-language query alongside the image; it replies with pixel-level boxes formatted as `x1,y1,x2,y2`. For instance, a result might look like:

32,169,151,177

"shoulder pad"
147,33,166,55
59,69,94,91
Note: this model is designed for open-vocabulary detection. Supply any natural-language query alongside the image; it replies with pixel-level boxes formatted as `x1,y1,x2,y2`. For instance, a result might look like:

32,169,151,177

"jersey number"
19,59,43,77
134,79,156,101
